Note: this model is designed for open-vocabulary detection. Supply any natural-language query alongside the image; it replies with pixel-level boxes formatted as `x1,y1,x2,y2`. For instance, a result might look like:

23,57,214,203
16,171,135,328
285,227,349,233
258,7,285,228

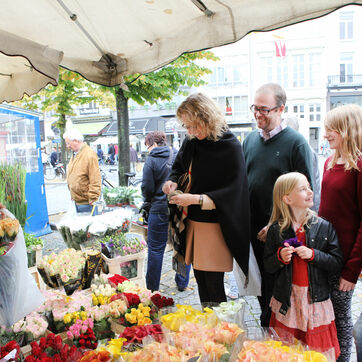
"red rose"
53,354,62,362
108,274,128,287
86,340,92,348
39,337,47,350
54,335,63,351
25,356,36,362
60,343,69,360
79,338,85,346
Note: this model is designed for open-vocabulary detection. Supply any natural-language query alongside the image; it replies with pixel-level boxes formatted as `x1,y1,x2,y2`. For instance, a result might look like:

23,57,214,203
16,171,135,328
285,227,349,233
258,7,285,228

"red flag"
273,36,286,57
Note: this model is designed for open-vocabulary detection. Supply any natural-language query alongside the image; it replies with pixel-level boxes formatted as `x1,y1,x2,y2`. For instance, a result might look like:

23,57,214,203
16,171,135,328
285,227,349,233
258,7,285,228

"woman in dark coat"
163,93,251,303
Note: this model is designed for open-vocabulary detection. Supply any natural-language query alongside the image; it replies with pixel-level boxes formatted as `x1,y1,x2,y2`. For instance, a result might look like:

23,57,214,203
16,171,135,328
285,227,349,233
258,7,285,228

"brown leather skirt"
185,220,233,272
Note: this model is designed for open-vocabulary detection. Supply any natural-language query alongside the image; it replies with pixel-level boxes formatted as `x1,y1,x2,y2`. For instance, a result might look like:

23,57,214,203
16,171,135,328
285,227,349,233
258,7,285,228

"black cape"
169,131,251,277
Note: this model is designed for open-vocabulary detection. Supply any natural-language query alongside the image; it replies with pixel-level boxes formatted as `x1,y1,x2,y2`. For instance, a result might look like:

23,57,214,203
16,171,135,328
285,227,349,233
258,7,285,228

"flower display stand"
102,250,146,289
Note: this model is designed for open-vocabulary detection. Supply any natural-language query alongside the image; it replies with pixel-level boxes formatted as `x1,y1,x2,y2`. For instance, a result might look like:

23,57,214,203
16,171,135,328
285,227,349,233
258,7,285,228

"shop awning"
72,121,110,136
104,116,171,136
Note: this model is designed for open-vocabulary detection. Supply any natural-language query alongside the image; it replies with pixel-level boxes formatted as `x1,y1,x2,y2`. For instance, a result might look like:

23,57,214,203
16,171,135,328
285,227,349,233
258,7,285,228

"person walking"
141,132,176,291
97,145,104,165
243,83,314,326
319,104,362,361
163,93,250,304
63,129,101,215
129,144,138,173
264,172,343,361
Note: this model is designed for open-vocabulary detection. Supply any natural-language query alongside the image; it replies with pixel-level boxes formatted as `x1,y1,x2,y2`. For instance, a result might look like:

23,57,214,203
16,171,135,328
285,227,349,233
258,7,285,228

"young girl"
319,104,362,362
264,172,343,361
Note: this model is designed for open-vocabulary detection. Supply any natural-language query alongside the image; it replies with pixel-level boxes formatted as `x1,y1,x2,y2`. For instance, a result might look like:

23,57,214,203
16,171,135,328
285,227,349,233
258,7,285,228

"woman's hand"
339,278,355,292
162,181,177,195
169,193,198,207
294,246,313,260
280,244,294,263
257,225,269,242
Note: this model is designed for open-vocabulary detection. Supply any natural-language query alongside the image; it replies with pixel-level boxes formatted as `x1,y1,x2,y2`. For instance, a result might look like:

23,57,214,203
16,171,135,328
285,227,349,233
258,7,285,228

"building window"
309,54,321,87
339,12,353,40
260,57,273,83
276,56,288,88
293,104,305,119
340,53,353,83
309,103,321,122
293,55,305,87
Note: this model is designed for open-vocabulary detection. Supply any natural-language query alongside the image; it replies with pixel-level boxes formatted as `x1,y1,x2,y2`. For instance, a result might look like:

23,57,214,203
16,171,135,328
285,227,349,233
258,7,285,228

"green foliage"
122,51,219,105
24,232,44,250
0,163,27,227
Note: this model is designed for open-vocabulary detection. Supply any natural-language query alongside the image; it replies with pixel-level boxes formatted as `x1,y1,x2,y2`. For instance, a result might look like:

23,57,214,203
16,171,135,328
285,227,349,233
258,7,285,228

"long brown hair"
325,104,362,171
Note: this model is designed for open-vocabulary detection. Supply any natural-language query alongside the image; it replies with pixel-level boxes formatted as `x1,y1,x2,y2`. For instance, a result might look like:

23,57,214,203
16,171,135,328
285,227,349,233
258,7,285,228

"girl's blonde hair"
268,172,315,234
176,93,228,141
325,104,362,171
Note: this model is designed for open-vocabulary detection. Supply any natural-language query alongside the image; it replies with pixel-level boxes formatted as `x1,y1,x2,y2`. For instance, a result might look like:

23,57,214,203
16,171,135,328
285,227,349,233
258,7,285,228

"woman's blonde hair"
325,104,362,171
268,172,315,234
176,93,228,141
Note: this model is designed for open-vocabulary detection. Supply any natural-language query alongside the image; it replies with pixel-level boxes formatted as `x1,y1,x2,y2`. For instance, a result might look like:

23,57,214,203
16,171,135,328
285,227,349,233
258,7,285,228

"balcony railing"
328,75,362,88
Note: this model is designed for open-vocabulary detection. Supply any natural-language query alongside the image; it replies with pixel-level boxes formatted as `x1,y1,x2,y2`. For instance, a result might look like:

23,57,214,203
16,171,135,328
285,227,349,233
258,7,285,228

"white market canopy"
1,0,362,102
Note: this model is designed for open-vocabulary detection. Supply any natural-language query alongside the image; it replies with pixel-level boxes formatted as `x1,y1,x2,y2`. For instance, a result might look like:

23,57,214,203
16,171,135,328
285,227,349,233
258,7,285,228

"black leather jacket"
264,216,343,315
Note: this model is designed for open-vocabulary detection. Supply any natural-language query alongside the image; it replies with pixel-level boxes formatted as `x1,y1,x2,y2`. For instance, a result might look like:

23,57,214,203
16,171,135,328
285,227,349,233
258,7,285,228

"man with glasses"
243,83,314,327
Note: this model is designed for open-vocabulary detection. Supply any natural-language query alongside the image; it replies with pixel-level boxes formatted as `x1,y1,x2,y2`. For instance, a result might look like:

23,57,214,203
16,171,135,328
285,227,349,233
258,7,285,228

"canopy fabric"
0,0,361,96
0,30,63,103
72,121,110,136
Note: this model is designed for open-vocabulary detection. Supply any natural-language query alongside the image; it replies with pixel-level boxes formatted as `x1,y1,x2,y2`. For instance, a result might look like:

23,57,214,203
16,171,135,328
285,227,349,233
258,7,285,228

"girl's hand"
339,278,356,292
280,244,295,263
169,193,198,207
294,246,313,260
162,181,177,195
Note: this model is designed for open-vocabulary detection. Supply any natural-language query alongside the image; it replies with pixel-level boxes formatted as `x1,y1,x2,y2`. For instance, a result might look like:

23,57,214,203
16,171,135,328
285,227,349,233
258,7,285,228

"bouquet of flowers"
66,319,98,350
12,312,48,342
120,324,163,345
0,217,20,256
24,333,83,362
37,248,86,294
151,293,174,310
0,340,21,361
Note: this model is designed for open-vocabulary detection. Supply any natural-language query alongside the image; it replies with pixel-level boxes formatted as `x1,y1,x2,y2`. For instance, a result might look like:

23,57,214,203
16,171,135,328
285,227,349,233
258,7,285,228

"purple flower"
283,237,302,247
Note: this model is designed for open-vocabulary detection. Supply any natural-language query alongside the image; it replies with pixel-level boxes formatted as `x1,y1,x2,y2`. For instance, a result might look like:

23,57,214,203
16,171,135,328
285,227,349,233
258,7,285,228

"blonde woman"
264,172,343,361
162,93,251,304
319,104,362,361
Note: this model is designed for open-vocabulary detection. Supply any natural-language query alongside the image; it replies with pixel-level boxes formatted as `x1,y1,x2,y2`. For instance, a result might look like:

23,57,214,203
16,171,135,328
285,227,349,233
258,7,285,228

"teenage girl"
264,172,343,361
319,104,362,362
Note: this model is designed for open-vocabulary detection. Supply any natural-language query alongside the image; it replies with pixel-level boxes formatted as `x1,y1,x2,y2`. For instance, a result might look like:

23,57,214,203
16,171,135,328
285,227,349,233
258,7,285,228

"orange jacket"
67,144,101,204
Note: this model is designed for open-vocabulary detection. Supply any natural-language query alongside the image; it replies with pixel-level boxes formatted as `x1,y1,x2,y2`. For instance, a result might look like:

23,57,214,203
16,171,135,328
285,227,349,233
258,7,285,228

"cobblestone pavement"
40,225,360,360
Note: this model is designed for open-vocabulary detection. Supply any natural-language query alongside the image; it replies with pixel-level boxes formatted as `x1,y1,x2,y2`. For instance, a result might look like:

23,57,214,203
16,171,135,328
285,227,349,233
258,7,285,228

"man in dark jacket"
243,83,314,326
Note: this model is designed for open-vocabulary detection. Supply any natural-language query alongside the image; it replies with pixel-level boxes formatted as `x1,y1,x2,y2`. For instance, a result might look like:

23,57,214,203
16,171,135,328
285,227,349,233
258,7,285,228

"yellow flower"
63,314,72,324
106,338,127,359
80,311,87,320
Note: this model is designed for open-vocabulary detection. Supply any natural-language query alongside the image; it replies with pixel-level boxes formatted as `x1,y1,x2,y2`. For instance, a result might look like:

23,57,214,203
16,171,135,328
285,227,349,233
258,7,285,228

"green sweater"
243,127,313,241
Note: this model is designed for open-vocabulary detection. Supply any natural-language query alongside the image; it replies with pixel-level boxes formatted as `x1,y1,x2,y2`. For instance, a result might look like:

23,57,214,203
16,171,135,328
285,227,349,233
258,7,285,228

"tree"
13,69,104,168
102,51,218,185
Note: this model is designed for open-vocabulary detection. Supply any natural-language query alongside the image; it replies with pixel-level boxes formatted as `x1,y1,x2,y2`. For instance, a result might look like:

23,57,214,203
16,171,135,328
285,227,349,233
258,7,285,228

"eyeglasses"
250,104,280,115
181,123,197,131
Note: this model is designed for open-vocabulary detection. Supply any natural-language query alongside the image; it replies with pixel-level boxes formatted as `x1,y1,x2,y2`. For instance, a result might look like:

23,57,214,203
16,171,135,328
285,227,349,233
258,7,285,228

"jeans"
353,312,362,362
175,264,191,289
146,213,169,291
75,203,99,216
